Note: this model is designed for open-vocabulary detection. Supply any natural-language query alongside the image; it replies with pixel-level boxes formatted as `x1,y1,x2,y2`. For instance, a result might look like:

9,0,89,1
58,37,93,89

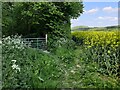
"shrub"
2,35,31,88
2,35,120,88
2,35,61,88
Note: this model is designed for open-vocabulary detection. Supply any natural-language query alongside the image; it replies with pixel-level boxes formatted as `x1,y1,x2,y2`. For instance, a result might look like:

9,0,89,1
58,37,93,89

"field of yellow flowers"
72,31,120,48
2,33,120,88
72,30,120,78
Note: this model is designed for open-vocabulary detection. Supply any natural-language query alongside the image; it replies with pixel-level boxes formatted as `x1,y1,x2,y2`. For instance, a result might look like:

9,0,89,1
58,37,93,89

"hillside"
71,25,119,31
71,26,90,31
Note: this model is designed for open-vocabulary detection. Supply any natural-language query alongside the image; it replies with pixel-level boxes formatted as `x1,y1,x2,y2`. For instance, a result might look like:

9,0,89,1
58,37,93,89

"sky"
83,0,119,2
71,1,119,28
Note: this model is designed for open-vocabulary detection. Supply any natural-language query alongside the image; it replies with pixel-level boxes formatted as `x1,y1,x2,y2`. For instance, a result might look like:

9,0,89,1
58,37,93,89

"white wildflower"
0,40,2,44
12,64,18,69
76,64,81,68
6,36,10,40
43,50,50,53
11,60,16,63
12,64,20,72
11,60,20,72
70,70,75,74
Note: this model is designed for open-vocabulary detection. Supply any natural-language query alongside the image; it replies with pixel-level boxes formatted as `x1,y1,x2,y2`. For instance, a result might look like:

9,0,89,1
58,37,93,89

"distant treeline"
71,25,119,31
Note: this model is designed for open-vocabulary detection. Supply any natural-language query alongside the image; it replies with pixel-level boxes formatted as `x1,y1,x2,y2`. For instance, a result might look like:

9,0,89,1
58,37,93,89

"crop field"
72,31,120,48
2,30,120,88
72,30,120,78
2,1,120,89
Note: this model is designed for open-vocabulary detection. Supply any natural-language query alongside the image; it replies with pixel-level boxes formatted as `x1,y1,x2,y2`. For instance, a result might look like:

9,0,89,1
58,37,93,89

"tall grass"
2,35,120,88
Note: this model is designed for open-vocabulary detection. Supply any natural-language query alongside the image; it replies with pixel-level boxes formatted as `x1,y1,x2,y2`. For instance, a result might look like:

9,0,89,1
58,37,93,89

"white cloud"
98,17,104,19
84,8,99,14
103,6,118,12
98,16,118,21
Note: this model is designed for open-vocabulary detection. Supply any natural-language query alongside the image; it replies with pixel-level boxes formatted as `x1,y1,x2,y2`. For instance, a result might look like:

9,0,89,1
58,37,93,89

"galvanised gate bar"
22,34,47,50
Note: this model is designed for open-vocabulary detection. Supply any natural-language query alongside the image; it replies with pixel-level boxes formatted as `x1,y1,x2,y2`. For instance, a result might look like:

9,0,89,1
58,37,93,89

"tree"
2,2,14,36
3,2,83,36
2,2,83,49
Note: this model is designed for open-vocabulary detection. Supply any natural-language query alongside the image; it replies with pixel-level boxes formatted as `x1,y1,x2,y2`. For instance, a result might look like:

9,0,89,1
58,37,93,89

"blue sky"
71,2,119,27
83,0,119,2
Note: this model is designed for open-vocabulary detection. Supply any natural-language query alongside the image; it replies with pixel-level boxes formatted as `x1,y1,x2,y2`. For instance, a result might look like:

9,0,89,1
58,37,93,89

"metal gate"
22,37,47,50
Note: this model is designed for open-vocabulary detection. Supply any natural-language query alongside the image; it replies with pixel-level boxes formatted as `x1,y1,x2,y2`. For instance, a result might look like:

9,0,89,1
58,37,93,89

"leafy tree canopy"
2,2,83,38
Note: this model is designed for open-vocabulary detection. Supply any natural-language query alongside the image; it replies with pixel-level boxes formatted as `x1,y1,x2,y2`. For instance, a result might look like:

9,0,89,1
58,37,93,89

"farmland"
2,2,120,89
2,28,120,88
72,30,120,78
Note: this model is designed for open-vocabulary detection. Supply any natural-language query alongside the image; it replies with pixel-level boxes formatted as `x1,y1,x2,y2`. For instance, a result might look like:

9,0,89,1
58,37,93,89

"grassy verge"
2,35,120,88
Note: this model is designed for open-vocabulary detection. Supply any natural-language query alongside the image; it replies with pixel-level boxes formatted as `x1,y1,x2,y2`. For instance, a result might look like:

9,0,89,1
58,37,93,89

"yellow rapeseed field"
72,31,120,49
72,30,120,77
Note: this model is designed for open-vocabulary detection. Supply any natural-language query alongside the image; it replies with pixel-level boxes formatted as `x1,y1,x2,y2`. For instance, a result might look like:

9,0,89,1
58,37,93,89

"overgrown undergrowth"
2,35,120,88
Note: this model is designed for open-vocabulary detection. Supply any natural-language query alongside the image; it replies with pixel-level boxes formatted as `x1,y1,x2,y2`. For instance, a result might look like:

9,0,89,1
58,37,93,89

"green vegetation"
71,25,119,31
2,1,120,89
2,2,83,50
2,2,83,37
2,35,120,88
71,25,89,30
72,31,120,78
